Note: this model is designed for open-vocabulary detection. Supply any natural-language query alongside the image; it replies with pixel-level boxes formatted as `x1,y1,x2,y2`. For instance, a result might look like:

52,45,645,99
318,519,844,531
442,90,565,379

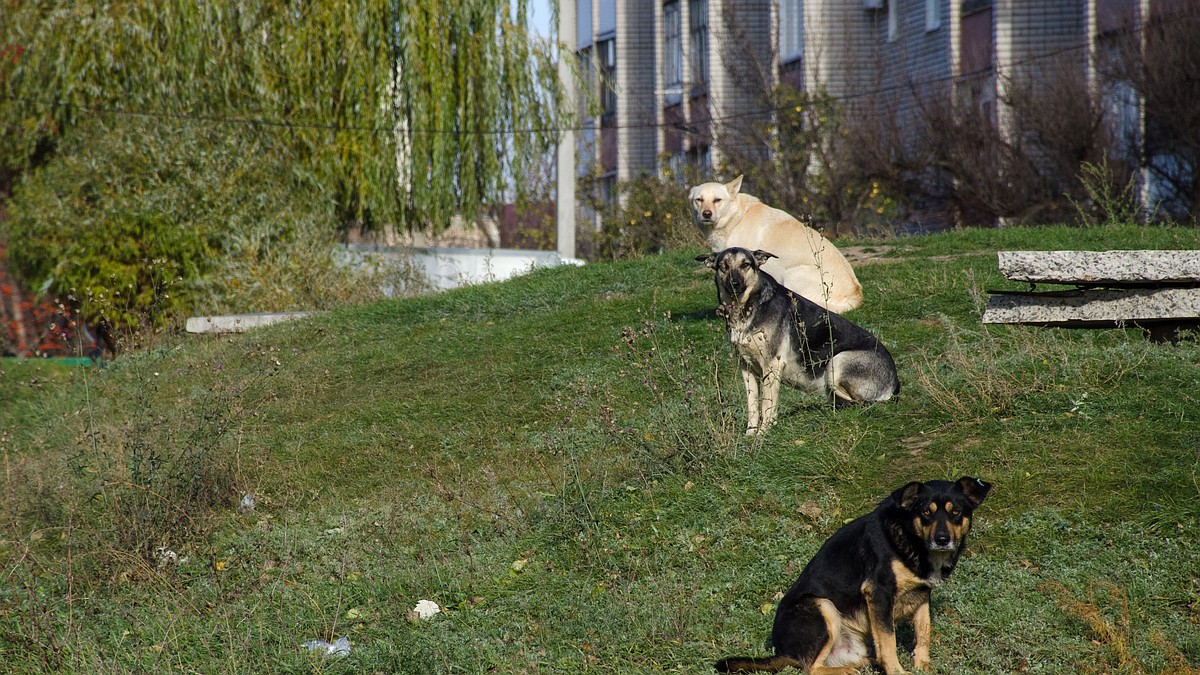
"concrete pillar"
556,2,578,259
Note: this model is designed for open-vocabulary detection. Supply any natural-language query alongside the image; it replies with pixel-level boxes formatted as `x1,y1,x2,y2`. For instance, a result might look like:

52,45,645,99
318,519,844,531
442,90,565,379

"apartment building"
559,0,771,233
555,0,1194,245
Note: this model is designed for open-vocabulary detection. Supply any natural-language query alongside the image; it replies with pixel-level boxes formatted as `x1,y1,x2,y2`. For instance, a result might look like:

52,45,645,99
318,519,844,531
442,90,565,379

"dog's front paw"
745,425,770,437
912,647,930,672
877,662,910,675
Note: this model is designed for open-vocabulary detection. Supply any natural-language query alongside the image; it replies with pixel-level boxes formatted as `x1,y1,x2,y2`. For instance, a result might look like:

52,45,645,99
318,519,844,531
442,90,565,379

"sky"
530,0,553,39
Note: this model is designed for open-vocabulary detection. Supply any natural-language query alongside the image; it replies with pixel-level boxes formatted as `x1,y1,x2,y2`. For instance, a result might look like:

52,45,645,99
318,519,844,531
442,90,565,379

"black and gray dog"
715,477,993,674
698,247,899,435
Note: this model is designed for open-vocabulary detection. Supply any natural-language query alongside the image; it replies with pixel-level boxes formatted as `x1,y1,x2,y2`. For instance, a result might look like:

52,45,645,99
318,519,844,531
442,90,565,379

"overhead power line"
0,20,1153,139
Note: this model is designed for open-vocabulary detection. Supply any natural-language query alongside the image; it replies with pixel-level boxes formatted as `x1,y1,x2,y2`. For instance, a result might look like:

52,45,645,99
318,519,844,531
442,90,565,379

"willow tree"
0,1,565,343
0,0,563,233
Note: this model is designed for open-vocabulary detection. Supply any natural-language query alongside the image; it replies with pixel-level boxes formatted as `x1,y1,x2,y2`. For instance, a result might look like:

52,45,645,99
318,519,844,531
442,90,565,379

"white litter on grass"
412,599,441,619
301,636,350,657
153,547,178,569
239,493,256,514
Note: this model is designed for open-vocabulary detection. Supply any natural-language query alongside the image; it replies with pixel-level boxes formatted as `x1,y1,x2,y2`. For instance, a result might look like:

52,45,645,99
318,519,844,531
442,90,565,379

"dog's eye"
713,198,722,203
950,507,962,517
921,508,933,517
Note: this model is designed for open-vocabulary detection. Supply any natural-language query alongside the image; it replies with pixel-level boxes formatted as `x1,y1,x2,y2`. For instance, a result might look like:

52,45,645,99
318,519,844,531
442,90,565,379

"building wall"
560,0,1165,231
707,0,773,172
802,2,879,101
867,1,953,149
616,2,659,181
996,0,1086,81
993,0,1087,159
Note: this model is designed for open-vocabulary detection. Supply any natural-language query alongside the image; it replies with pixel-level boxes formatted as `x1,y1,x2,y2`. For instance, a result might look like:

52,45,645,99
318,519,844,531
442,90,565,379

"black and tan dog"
715,477,993,674
698,247,899,435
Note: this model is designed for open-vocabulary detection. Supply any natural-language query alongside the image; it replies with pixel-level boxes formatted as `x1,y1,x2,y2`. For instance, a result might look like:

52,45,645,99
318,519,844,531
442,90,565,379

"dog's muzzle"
929,531,957,551
718,272,745,297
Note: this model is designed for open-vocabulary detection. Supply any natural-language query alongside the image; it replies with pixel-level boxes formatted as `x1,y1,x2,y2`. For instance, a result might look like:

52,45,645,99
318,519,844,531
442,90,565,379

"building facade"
556,0,1194,245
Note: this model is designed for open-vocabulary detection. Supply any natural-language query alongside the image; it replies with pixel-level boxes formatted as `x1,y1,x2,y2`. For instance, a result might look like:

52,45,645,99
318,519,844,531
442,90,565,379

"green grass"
1,224,1198,673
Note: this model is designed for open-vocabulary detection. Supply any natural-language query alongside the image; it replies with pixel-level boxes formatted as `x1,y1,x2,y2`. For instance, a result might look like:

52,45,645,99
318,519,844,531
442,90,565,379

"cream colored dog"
689,175,863,313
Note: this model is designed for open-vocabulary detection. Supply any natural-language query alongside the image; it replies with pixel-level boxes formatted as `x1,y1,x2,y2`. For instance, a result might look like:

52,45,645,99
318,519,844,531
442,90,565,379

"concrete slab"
982,287,1200,325
185,312,313,334
998,250,1200,285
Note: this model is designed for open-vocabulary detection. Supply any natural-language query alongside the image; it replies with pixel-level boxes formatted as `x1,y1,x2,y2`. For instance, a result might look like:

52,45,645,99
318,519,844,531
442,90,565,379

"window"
665,152,686,181
925,0,941,32
597,0,616,38
578,45,594,107
598,39,616,126
598,175,617,206
578,121,596,174
780,0,803,63
577,0,593,48
689,0,709,84
664,1,682,92
688,144,711,174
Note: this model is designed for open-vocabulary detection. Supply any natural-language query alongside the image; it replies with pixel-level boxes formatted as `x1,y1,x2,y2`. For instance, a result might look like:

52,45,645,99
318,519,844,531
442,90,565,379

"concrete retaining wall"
342,244,585,293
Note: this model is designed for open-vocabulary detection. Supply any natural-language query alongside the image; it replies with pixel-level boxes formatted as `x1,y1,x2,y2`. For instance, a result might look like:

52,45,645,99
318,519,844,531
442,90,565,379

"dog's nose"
702,209,712,218
933,531,953,547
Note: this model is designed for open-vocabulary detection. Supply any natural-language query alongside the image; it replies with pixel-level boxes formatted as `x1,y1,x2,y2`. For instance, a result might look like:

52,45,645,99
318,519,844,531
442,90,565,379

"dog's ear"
751,250,778,266
688,185,699,202
891,481,924,510
696,252,718,268
956,476,993,508
726,174,743,197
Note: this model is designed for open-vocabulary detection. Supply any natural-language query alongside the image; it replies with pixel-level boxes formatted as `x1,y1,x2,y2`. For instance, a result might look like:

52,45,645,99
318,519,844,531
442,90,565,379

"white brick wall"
562,0,1113,204
616,2,659,181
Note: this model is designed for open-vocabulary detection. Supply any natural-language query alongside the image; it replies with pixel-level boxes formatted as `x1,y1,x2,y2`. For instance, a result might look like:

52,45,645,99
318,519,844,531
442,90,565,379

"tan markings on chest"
890,559,932,621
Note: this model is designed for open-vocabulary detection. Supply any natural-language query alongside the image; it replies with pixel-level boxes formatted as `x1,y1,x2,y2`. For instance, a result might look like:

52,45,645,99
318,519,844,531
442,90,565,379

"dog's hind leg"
828,351,898,404
809,599,868,675
741,366,762,435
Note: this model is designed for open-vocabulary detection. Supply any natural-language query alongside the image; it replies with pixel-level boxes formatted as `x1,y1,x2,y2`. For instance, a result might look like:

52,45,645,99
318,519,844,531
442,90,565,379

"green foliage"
584,169,703,260
4,115,421,343
0,0,564,230
1,225,1199,672
1070,156,1144,227
5,114,220,336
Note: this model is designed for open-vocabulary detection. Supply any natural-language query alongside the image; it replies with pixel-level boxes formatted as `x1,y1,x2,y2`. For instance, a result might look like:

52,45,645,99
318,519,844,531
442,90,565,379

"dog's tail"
714,655,804,672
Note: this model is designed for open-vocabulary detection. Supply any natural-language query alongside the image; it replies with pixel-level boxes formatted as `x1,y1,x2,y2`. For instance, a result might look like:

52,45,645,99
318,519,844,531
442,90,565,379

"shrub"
582,169,701,261
716,87,901,235
1069,157,1142,227
3,115,420,350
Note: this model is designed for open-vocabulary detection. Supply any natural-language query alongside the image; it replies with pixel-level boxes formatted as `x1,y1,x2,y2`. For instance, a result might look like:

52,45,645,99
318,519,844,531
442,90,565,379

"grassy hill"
1,225,1198,673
